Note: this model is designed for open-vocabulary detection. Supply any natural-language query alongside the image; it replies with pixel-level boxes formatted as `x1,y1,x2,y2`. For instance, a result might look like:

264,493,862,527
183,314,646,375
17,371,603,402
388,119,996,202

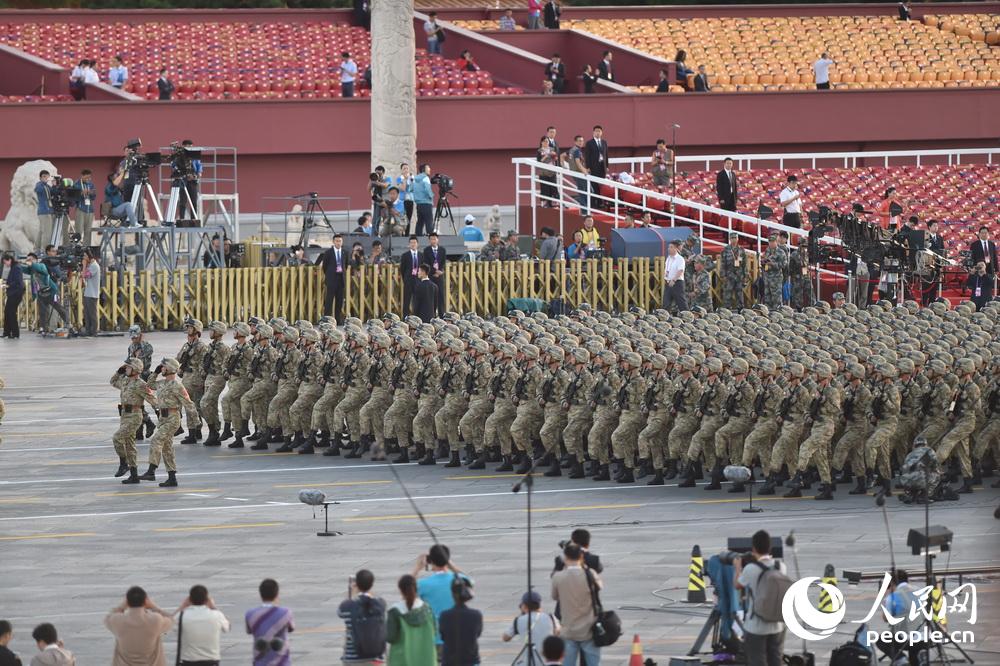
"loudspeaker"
609,227,695,259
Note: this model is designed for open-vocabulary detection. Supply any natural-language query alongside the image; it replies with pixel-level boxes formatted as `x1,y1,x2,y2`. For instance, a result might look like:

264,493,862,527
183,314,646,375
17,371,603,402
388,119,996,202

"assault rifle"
439,362,454,397
697,382,717,416
464,364,477,397
946,385,964,420
671,378,689,414
512,370,528,405
341,355,356,390
297,352,310,382
920,388,935,414
202,342,218,374
843,388,855,420
641,380,657,414
778,385,796,421
368,355,383,388
248,350,263,379
615,383,629,411
724,384,742,417
805,391,822,423
870,388,885,422
751,385,768,418
988,387,999,415
414,364,429,397
540,375,556,405
390,360,406,390
224,345,242,377
564,374,581,408
178,344,192,374
272,349,287,383
488,366,504,400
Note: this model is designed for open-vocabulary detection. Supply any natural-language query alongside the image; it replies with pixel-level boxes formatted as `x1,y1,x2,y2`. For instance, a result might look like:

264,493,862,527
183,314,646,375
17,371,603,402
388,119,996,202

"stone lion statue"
0,159,57,254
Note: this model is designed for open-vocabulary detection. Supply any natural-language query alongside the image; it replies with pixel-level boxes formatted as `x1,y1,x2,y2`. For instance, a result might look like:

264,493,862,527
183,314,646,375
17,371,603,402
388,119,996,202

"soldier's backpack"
747,560,794,623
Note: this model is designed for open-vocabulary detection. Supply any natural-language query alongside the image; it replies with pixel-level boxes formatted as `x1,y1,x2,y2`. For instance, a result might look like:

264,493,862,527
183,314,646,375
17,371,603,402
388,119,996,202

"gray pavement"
1,331,998,665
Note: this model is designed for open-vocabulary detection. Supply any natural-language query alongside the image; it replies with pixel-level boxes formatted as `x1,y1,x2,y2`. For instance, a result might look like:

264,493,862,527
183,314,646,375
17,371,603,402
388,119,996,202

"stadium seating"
0,21,517,100
0,94,74,103
925,14,1000,46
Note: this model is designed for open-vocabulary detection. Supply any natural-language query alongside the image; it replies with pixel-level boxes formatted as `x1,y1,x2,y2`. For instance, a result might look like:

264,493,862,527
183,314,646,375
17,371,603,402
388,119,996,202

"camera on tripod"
805,206,836,265
48,177,83,214
431,173,455,195
168,142,201,180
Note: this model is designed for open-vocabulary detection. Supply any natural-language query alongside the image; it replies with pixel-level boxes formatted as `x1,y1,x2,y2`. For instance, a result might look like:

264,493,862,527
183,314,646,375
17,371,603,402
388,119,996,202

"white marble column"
370,0,417,175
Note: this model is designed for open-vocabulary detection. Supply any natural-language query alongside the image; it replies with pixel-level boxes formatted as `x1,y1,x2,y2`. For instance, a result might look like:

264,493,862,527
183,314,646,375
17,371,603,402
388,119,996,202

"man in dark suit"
584,125,608,209
399,235,421,316
412,264,438,322
597,51,613,81
898,0,912,20
968,262,993,310
693,65,711,92
318,234,347,323
543,0,560,29
544,54,566,93
922,219,946,305
157,68,174,100
421,232,447,316
970,226,997,277
715,157,738,212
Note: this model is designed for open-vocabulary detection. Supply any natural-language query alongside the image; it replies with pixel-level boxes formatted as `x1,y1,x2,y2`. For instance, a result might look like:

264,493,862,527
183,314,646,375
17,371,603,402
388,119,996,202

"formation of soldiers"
108,298,1000,499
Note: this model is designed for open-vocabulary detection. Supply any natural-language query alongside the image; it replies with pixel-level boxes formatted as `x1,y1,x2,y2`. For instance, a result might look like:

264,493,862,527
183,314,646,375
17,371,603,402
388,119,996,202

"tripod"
129,171,164,225
165,177,200,226
434,191,457,235
296,193,334,247
50,209,72,247
511,462,541,666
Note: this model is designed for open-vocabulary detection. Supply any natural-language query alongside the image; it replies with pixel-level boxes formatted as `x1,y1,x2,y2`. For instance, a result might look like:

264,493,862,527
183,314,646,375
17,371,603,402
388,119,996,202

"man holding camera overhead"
734,530,786,666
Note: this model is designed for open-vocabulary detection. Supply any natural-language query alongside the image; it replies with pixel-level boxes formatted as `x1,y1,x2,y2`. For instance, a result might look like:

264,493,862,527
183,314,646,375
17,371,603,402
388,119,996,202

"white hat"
464,214,476,224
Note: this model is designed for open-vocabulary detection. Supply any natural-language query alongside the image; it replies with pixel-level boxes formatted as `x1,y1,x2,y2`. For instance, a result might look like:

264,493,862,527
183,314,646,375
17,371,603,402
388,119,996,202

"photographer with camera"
338,570,387,665
24,253,71,335
412,164,434,237
553,529,603,574
80,249,100,337
551,542,603,666
733,530,786,666
369,170,388,236
411,544,473,649
105,170,138,227
34,170,53,250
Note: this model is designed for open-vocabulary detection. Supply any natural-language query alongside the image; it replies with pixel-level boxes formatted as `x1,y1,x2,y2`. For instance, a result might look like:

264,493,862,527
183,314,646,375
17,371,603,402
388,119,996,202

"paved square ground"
1,332,998,665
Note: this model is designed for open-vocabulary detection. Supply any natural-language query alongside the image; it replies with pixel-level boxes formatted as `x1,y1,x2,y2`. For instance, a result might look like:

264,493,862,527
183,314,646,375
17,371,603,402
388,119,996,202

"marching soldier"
414,338,446,465
972,357,1000,486
434,338,470,467
303,326,348,455
485,343,520,471
892,358,923,462
831,362,873,494
110,357,156,483
561,348,595,479
140,358,199,487
936,358,981,494
537,347,571,477
359,333,396,459
332,329,373,457
739,358,783,489
384,335,420,463
219,322,255,447
585,351,620,481
178,319,209,443
635,353,672,485
708,357,754,490
200,321,232,446
510,344,545,475
125,324,156,440
681,357,728,488
759,362,809,495
609,352,647,484
261,326,303,450
457,338,494,469
784,362,841,499
281,328,325,453
664,355,702,481
239,324,278,448
719,233,747,310
914,359,953,450
861,363,901,496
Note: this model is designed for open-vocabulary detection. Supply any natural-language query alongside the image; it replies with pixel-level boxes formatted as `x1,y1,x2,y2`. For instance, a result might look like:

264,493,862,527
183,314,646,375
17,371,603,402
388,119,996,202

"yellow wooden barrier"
0,256,761,332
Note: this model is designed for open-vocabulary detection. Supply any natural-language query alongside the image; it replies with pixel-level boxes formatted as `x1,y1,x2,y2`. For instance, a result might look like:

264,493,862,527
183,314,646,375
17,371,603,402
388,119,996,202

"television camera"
48,176,83,214
168,142,202,180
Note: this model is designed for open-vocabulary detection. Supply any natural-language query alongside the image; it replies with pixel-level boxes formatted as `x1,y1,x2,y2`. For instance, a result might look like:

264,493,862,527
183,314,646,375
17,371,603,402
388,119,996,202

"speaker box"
609,227,696,259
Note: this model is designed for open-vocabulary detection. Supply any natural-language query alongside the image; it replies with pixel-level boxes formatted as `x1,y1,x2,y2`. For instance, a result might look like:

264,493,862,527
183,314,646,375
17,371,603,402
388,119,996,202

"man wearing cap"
690,256,713,312
199,321,232,446
936,358,981,494
177,319,209,443
719,233,747,310
500,231,521,261
458,338,495,469
110,357,156,484
460,214,484,242
831,362,873,495
260,327,304,449
501,590,560,666
141,358,199,487
239,324,279,448
219,323,255,446
560,348,595,479
785,362,841,499
282,328,325,453
125,324,156,439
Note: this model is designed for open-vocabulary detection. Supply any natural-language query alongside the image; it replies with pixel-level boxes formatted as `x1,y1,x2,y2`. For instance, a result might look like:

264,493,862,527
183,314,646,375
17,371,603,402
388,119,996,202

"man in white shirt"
813,52,834,90
662,240,687,312
424,13,442,55
340,52,358,98
778,175,803,229
109,56,128,88
176,585,230,666
83,59,100,86
734,530,785,666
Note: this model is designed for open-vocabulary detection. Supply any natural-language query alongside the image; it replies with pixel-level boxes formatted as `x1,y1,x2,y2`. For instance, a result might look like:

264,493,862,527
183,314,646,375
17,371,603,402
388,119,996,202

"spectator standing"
80,249,100,337
970,225,997,276
655,68,670,93
543,0,561,29
340,52,359,98
412,265,438,323
674,50,693,87
584,126,609,207
565,135,588,211
527,0,542,29
778,175,803,229
387,575,437,666
662,240,687,312
876,186,906,230
716,157,739,212
319,234,348,323
350,242,366,270
109,56,128,88
898,0,912,21
813,53,834,90
439,582,482,666
400,236,422,316
597,51,614,81
28,625,73,666
413,164,434,237
650,139,673,192
104,586,173,666
368,239,388,266
74,169,96,246
967,262,993,310
69,60,87,100
0,620,20,666
106,170,138,226
550,543,602,666
694,64,711,91
541,636,564,665
734,530,786,666
537,137,559,207
34,170,53,251
176,585,230,666
157,69,175,100
1,254,23,339
579,216,601,249
499,9,517,31
581,65,598,93
545,54,565,93
502,591,560,666
538,227,563,262
396,163,416,232
245,579,295,666
422,233,448,316
412,545,473,646
461,214,485,241
83,60,99,88
338,570,387,666
424,13,443,55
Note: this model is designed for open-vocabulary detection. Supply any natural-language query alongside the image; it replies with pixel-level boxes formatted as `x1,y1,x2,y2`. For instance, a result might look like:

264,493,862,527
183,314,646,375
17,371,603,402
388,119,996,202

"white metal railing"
609,147,1000,174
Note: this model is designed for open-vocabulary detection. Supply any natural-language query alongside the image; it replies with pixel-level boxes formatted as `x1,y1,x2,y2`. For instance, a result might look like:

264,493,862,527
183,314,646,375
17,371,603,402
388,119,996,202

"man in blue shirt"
35,170,53,251
75,169,97,246
24,252,71,334
105,171,138,226
340,52,358,98
108,56,129,88
460,214,484,242
411,544,472,646
412,164,435,237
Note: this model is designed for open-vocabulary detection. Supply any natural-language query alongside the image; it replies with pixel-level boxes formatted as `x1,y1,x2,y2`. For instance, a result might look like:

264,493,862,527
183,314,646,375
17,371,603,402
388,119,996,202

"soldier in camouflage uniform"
435,338,470,467
609,352,647,484
125,324,156,439
200,321,232,446
708,358,754,490
586,350,620,481
914,359,953,451
560,347,594,479
972,357,1000,486
681,357,728,488
738,358,783,488
333,330,373,457
690,256,714,312
478,232,503,261
784,362,841,499
831,362,873,495
458,338,494,469
358,333,395,459
177,318,209,442
537,346,571,477
485,343,520,471
861,363,901,496
383,335,420,462
936,358,981,493
261,326,303,448
140,357,198,487
891,358,923,462
761,233,787,309
281,327,325,452
415,338,446,465
510,344,545,474
635,353,671,484
219,323,255,446
110,357,156,483
499,231,521,260
719,233,747,310
301,327,347,455
788,248,813,311
665,355,702,480
759,361,809,495
239,324,278,448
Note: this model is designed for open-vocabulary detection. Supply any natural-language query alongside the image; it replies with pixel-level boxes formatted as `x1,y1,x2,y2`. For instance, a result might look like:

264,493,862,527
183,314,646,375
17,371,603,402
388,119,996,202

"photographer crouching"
733,530,786,666
23,252,73,335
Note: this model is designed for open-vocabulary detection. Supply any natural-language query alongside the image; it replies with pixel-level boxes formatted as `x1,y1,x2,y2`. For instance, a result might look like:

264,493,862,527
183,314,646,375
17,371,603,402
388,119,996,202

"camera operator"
369,168,388,236
553,528,603,574
105,170,138,227
176,140,202,222
413,164,434,237
75,169,97,246
34,170,54,250
733,530,785,666
24,252,72,335
80,249,101,337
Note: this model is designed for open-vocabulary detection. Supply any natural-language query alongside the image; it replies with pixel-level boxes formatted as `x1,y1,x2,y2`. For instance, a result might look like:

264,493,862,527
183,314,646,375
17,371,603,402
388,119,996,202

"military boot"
814,483,834,500
316,431,331,448
444,450,462,468
495,455,514,472
636,459,653,480
783,472,804,497
298,434,316,454
385,438,399,455
322,441,341,457
677,464,697,488
247,427,263,442
159,471,178,487
181,427,202,444
592,464,611,481
144,418,156,438
219,422,234,442
568,457,586,479
515,453,532,474
560,453,573,469
275,436,295,453
664,459,679,480
392,448,410,464
544,456,562,477
417,446,437,465
291,431,306,449
646,469,665,486
138,464,157,481
468,451,487,470
970,459,983,486
834,467,853,483
848,476,868,495
250,428,270,450
757,473,777,495
878,475,892,497
704,464,724,491
114,457,129,478
203,426,222,447
486,448,502,463
345,441,364,459
359,434,373,454
413,442,426,459
268,429,285,444
174,426,185,437
956,476,974,494
229,430,245,448
436,440,450,460
616,467,635,483
121,467,140,484
462,444,476,466
136,425,145,442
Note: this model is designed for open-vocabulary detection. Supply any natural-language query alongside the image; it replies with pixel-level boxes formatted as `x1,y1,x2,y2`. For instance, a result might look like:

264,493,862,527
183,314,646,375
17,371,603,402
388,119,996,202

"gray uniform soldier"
332,331,373,456
664,355,702,480
384,335,420,463
738,358,783,488
831,362,874,495
200,321,232,446
140,357,198,487
458,339,495,469
936,358,981,494
609,352,647,484
280,328,325,453
680,357,728,488
784,362,841,500
486,344,521,471
761,234,787,309
415,338,446,465
262,326,304,448
240,324,279,448
177,318,209,442
560,348,594,479
759,362,809,495
537,347,571,477
708,358,754,490
111,357,156,483
719,233,747,310
219,323,255,446
125,325,156,439
510,345,545,475
635,353,671,485
359,334,395,460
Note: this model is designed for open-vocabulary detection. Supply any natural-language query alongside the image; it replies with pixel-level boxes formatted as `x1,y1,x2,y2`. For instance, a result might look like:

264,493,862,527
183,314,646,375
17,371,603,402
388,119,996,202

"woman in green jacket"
387,575,437,665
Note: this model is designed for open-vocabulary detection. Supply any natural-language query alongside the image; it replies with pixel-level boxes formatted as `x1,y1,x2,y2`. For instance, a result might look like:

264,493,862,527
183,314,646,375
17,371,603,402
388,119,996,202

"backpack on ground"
350,596,387,659
829,642,872,666
748,560,794,623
